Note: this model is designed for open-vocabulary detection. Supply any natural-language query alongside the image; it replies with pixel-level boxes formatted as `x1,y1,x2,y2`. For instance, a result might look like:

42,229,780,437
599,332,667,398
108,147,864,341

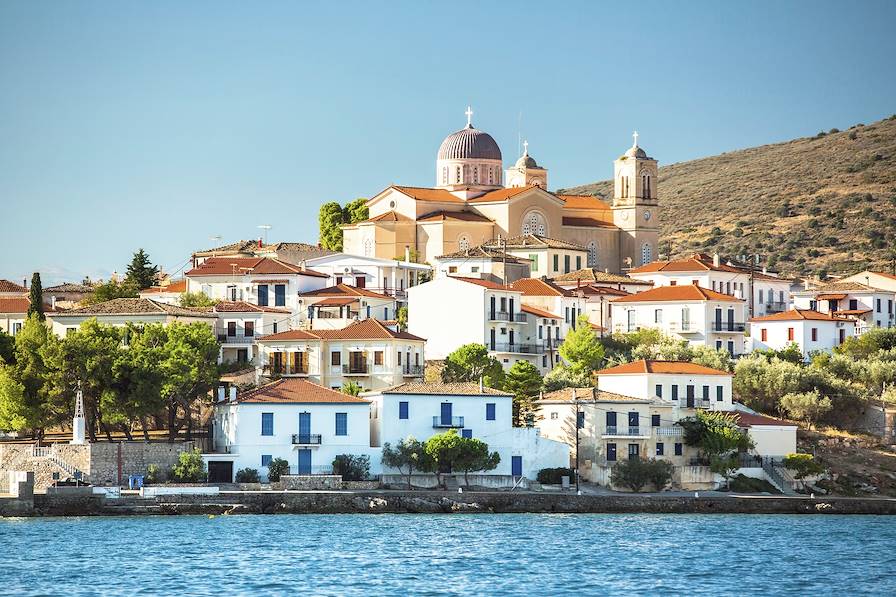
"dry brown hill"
561,115,896,278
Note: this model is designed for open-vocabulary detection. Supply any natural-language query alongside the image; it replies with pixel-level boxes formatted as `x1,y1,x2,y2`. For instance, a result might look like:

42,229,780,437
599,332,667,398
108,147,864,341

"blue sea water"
0,513,893,596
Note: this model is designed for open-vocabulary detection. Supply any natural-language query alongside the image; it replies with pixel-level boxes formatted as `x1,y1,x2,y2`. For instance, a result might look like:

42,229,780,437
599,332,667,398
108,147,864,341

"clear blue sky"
2,1,894,285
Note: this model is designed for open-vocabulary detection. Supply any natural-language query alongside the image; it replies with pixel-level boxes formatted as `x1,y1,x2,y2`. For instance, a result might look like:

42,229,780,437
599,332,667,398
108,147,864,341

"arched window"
455,166,461,184
442,166,448,185
363,238,373,257
587,241,598,267
642,175,651,198
641,242,652,265
522,211,547,236
458,235,470,251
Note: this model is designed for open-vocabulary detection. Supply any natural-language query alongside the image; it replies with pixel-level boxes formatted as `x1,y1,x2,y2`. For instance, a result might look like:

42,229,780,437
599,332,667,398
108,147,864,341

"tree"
543,364,591,392
0,330,14,365
342,197,369,224
5,315,62,440
396,306,408,332
332,454,370,481
680,410,754,489
710,453,740,490
235,468,260,483
0,366,27,431
452,436,500,486
179,292,216,308
267,457,290,482
559,315,604,375
341,381,362,396
781,390,832,430
125,249,159,290
782,453,824,490
382,436,430,489
424,429,463,487
158,322,220,441
441,343,505,388
27,273,44,320
610,458,650,492
171,447,206,482
319,202,344,251
503,360,542,426
83,280,138,305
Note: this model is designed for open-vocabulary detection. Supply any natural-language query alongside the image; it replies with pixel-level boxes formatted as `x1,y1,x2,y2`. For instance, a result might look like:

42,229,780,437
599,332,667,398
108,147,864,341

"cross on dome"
523,140,529,155
465,106,473,127
632,130,639,147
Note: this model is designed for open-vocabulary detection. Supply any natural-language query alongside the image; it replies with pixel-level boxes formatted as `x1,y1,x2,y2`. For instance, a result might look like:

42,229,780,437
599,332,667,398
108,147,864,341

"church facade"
342,109,660,274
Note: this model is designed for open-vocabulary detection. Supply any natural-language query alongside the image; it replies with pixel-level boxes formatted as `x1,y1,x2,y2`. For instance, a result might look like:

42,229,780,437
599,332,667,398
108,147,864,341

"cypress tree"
27,272,44,320
125,249,159,290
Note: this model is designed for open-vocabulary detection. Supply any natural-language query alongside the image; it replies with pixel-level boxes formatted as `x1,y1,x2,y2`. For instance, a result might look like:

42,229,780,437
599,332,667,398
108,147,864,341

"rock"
438,497,483,512
401,497,441,513
352,497,389,511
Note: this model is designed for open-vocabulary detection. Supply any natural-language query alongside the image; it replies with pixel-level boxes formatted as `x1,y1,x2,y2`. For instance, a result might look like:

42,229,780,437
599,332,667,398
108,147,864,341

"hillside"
561,115,896,278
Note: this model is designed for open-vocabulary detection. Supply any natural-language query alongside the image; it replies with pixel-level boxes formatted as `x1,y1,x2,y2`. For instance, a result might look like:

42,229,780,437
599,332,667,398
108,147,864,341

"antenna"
257,224,272,245
517,110,523,158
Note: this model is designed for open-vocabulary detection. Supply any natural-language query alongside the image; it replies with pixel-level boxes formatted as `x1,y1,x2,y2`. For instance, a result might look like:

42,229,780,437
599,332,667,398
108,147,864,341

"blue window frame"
261,454,272,467
702,385,710,401
674,443,683,456
261,412,274,436
274,284,286,307
656,443,664,456
257,285,269,306
716,386,724,402
607,443,617,462
462,429,472,439
399,401,409,419
335,413,347,436
655,384,662,398
486,403,496,421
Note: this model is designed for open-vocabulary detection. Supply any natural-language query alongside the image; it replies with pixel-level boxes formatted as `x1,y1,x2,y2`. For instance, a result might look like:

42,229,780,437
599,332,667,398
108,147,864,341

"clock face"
620,211,629,221
644,210,651,221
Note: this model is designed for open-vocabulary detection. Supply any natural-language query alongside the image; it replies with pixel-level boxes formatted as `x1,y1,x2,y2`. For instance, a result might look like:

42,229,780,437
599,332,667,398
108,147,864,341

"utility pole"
573,388,581,494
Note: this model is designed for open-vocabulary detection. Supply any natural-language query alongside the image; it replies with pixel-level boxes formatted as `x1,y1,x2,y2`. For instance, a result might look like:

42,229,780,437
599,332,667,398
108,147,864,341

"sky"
1,1,894,285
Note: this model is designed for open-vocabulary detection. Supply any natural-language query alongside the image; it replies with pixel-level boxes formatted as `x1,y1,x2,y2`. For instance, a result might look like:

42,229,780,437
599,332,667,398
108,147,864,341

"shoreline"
4,490,896,517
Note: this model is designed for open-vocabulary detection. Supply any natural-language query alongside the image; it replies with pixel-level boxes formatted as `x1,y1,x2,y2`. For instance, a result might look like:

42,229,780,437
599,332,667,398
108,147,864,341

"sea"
0,513,893,596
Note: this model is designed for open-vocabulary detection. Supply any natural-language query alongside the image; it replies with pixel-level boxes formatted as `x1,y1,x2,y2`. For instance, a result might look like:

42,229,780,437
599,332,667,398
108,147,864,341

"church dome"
515,153,539,168
624,145,647,158
438,125,502,161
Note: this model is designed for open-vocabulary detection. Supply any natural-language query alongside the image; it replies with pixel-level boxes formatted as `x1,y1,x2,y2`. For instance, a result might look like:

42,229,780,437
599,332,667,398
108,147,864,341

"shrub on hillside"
170,448,207,483
536,467,575,485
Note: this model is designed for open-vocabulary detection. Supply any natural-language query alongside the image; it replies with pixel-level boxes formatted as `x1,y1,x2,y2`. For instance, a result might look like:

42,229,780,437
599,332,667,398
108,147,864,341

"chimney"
23,278,27,289
258,238,263,248
217,386,226,402
229,386,237,401
51,296,56,310
712,253,720,268
405,245,411,263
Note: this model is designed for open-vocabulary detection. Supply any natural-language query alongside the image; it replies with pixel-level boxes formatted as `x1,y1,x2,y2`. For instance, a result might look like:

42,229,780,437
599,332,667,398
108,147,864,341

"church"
342,108,660,274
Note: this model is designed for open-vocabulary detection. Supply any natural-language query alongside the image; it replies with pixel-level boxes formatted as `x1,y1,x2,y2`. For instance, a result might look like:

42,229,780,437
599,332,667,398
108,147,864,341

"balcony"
218,333,266,344
668,322,699,334
764,301,787,313
433,416,465,428
263,364,310,377
488,311,528,323
402,365,424,377
711,322,746,333
291,434,322,445
653,426,684,437
342,364,369,375
490,343,545,354
602,426,651,438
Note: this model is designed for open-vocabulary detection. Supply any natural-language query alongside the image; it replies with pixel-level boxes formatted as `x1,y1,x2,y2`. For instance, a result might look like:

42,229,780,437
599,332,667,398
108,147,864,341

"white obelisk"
71,386,86,445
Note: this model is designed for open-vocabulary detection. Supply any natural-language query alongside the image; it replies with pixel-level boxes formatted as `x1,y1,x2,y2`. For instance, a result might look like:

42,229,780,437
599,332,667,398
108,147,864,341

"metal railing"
603,426,649,437
402,365,423,376
432,416,464,428
342,363,369,375
711,322,746,332
765,301,788,313
490,343,545,354
488,311,528,323
669,322,695,333
219,333,266,344
291,434,323,445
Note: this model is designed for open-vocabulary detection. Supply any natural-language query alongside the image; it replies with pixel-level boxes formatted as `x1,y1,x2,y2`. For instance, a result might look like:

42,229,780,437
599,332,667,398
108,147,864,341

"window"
456,166,461,183
654,309,663,324
245,321,254,337
488,167,493,184
564,255,570,273
257,285,269,306
674,443,683,456
528,254,539,271
486,403,496,421
331,351,341,366
550,411,558,420
576,411,585,429
641,243,652,265
877,298,882,313
227,321,236,337
397,351,402,365
671,386,678,401
335,413,347,436
651,414,660,427
399,401,409,419
261,413,273,436
576,256,582,270
462,429,472,439
274,284,286,307
363,238,373,257
374,351,384,366
656,443,664,456
448,266,457,273
565,307,570,323
849,299,858,311
458,235,470,251
542,355,547,367
727,341,734,356
442,166,448,185
273,322,278,334
702,385,710,401
473,166,478,184
522,211,546,236
587,242,597,267
553,255,559,272
760,328,768,342
787,327,795,341
759,289,764,304
716,386,723,402
261,455,272,467
655,384,662,398
606,443,617,462
811,327,818,341
715,340,722,350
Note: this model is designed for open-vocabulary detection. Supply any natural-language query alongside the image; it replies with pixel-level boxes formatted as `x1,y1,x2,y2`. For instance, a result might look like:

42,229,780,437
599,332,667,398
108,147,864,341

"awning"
816,293,847,300
314,297,357,307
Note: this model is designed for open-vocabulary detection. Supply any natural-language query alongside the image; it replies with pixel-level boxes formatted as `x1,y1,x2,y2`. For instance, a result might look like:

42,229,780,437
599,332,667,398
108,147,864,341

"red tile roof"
258,329,322,341
750,309,853,323
0,297,30,314
521,304,562,320
0,280,27,293
236,378,369,404
466,186,537,203
300,284,393,300
596,359,732,376
611,284,742,303
391,186,463,203
141,279,188,294
551,269,653,286
214,301,291,314
418,210,493,223
367,210,413,223
629,254,782,281
260,318,425,342
449,276,517,290
728,411,797,428
313,297,358,307
561,216,618,228
185,257,327,278
511,278,573,297
556,194,612,211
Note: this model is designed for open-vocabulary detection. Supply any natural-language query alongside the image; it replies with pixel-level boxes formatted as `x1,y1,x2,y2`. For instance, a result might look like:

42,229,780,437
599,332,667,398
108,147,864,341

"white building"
482,235,589,279
749,309,857,359
729,410,797,458
204,379,376,482
511,277,588,335
365,382,569,479
303,252,431,301
298,284,398,330
0,296,29,337
432,245,531,284
841,270,896,294
257,318,425,392
610,284,747,356
791,281,895,333
213,301,292,365
47,298,217,337
628,253,791,317
596,359,734,410
551,268,654,294
185,256,329,315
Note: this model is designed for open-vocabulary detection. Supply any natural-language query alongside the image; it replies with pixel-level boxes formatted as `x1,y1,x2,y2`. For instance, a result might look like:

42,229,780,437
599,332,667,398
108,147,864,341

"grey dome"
624,145,647,158
438,125,502,161
515,154,539,168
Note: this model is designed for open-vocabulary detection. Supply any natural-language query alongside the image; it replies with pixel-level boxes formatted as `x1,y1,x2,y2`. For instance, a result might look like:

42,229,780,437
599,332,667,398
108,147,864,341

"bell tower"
612,132,660,270
505,141,548,188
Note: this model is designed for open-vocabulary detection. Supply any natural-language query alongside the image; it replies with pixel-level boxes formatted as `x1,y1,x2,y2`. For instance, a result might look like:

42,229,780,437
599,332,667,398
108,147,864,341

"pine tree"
319,202,344,251
559,315,605,376
125,249,159,290
27,273,44,320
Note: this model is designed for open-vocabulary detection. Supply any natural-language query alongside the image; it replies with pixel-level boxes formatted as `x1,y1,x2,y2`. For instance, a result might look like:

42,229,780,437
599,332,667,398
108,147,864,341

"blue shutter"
703,385,710,401
298,412,310,443
716,386,724,401
651,414,660,427
261,413,274,436
440,402,452,426
485,403,496,421
511,456,523,476
298,449,312,474
257,285,269,306
274,284,286,307
671,386,678,401
261,454,272,467
656,443,664,456
335,413,348,436
462,429,472,439
576,411,585,429
399,401,409,419
655,384,662,398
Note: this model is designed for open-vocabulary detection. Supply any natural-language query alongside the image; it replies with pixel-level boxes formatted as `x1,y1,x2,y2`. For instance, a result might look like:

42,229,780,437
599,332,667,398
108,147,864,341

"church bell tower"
612,132,660,270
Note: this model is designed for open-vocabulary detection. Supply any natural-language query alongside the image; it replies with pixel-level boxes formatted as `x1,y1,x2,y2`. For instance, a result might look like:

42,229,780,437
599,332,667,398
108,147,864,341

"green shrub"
235,468,260,483
171,448,206,483
267,457,290,482
536,467,575,485
145,464,163,484
610,458,672,492
728,474,780,494
332,454,371,481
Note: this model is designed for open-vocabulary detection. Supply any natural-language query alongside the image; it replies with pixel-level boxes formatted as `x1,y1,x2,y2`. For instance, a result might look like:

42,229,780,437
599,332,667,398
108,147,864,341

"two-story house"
0,296,30,337
791,281,895,333
749,309,857,359
610,285,747,356
213,301,292,365
510,278,588,335
47,298,217,337
298,284,399,330
432,245,532,284
303,252,431,302
481,235,589,279
256,318,425,392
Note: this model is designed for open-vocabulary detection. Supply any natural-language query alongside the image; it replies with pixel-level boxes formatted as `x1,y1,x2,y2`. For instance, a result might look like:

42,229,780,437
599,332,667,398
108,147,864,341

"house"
840,271,896,294
191,239,333,268
432,245,531,284
184,256,329,315
482,235,590,279
791,281,895,333
0,279,27,297
298,284,398,330
0,297,30,336
204,379,376,482
628,253,791,317
256,318,425,392
365,381,569,479
47,298,217,336
42,282,94,310
749,309,857,358
138,278,187,305
407,276,545,371
729,410,797,459
610,285,747,356
551,268,654,294
510,277,588,334
303,252,431,301
520,304,565,373
213,301,292,365
595,359,734,410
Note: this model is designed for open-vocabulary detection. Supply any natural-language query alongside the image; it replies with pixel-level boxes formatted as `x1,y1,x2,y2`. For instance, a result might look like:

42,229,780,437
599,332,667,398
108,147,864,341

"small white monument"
71,386,86,445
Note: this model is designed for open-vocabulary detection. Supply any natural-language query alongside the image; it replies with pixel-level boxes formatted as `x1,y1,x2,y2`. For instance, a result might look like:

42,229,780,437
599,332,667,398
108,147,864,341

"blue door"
511,456,523,477
299,412,311,443
440,403,452,426
298,449,312,474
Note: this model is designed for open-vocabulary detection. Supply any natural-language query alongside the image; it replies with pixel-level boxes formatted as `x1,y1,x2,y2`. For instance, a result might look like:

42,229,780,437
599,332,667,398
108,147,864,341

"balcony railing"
291,434,322,445
711,322,746,332
653,426,684,437
263,363,309,376
490,343,545,354
342,364,369,375
488,311,528,323
603,426,651,437
402,365,424,376
219,333,266,344
764,301,787,313
433,416,464,428
668,322,697,334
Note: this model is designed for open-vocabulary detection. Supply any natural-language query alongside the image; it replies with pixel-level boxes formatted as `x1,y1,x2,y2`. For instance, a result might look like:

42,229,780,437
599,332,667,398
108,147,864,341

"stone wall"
88,441,195,485
279,475,342,490
381,474,526,490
